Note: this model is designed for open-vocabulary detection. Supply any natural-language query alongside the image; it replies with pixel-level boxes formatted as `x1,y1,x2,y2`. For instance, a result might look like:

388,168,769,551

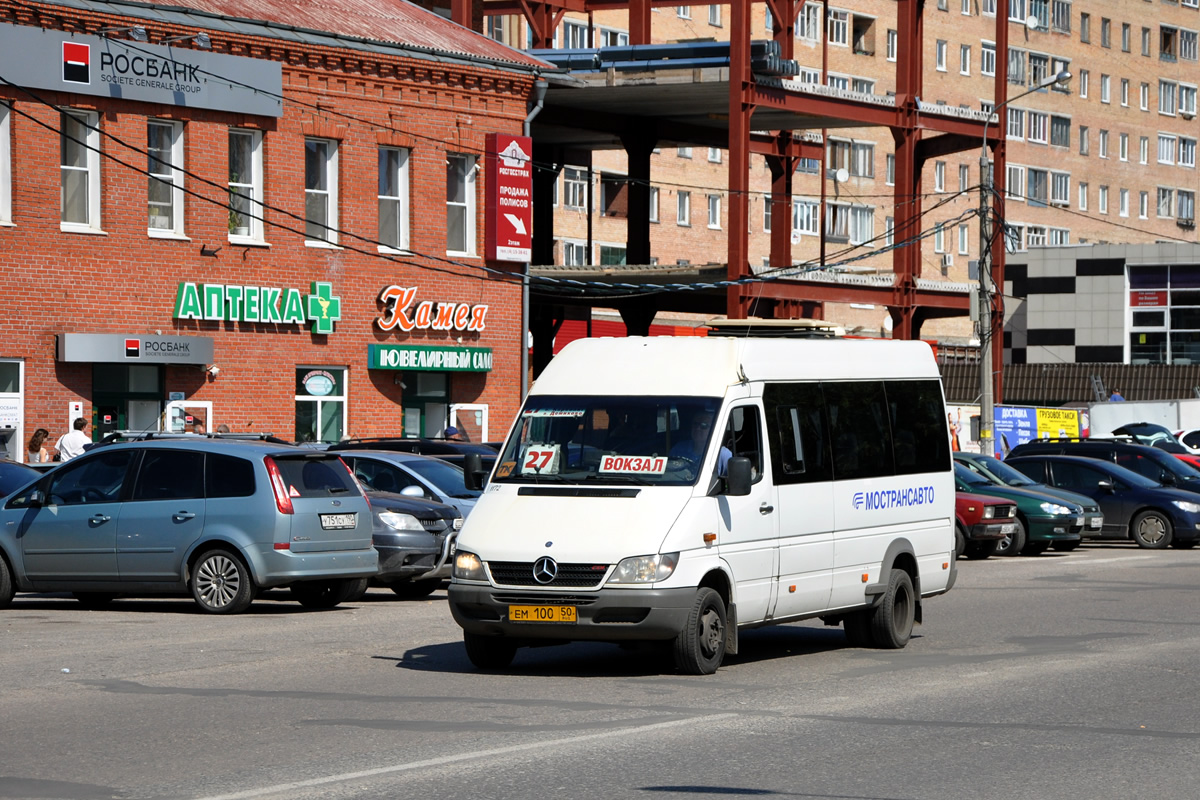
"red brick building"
0,0,548,461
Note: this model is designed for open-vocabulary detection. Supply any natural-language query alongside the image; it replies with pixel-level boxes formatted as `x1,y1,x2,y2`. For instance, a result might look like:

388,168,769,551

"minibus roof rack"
705,318,846,338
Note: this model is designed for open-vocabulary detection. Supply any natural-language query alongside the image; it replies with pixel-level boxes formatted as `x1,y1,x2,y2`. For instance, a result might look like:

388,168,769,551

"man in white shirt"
55,417,91,462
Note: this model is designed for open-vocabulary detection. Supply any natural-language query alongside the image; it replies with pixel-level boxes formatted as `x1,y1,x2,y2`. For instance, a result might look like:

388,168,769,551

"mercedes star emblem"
532,556,558,584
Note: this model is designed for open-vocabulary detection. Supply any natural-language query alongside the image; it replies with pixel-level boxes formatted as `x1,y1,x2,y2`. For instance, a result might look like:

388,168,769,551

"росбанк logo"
63,42,90,85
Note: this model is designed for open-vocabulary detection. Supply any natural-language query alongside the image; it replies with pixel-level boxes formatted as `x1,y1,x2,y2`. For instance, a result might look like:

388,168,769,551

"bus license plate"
509,605,577,623
320,513,357,530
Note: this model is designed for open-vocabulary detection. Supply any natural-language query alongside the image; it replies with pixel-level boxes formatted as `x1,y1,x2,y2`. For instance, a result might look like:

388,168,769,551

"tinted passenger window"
1049,461,1108,492
763,382,832,485
274,457,353,497
350,458,422,495
46,450,135,506
1114,453,1163,482
886,379,951,475
207,453,256,498
132,450,204,501
825,381,893,480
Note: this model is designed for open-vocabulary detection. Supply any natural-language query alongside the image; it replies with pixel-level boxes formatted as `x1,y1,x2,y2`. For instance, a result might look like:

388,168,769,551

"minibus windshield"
491,395,725,486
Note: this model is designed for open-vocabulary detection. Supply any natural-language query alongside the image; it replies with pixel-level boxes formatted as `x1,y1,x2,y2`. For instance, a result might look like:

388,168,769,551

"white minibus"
449,336,956,673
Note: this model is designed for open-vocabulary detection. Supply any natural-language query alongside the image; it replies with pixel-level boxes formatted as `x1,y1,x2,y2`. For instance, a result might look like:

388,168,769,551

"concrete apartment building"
485,1,1200,341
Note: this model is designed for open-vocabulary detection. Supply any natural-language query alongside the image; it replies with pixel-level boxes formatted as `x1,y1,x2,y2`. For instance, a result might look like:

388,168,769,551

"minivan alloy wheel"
191,549,255,614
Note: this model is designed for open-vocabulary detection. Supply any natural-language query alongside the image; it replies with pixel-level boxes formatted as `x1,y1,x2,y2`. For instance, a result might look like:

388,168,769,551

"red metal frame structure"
466,0,1011,402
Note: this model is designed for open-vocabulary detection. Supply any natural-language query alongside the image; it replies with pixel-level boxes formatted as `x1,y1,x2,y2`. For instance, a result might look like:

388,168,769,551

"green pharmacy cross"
306,281,341,335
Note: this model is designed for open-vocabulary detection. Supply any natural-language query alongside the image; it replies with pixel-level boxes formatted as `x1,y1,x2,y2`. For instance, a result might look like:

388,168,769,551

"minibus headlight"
454,551,486,581
378,511,425,532
607,552,679,584
1173,500,1200,514
1040,502,1072,515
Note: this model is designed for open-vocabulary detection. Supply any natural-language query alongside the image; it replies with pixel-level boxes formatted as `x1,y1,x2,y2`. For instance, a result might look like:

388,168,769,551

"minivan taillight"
264,456,294,515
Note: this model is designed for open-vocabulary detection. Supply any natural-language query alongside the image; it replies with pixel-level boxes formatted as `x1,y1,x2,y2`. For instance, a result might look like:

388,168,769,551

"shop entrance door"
93,364,164,440
165,400,213,433
449,403,489,443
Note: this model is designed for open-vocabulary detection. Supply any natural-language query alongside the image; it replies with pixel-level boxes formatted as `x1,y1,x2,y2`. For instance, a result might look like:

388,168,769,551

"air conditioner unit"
1183,112,1196,121
1179,217,1196,229
941,254,954,268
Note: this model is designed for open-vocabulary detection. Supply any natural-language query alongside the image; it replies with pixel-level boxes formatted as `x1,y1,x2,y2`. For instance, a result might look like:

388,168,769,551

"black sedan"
349,491,462,600
1006,454,1200,549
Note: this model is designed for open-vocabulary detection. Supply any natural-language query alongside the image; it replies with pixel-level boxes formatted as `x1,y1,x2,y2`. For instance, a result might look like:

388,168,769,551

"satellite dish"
835,167,850,183
1026,13,1039,29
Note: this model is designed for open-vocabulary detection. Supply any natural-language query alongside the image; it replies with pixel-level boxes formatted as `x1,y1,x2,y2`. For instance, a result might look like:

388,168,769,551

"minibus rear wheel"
868,569,915,649
673,588,727,675
464,632,517,670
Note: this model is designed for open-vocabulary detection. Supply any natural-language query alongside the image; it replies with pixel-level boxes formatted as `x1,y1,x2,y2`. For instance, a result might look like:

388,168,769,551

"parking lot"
3,543,1199,800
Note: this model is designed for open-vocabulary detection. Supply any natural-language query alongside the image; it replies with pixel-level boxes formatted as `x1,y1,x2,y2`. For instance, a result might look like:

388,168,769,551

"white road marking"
194,712,737,800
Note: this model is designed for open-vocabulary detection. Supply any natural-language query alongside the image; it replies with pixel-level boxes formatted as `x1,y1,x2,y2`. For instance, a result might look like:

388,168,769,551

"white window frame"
677,190,690,226
1121,79,1129,107
1140,191,1149,219
707,194,721,229
708,4,721,26
147,120,184,237
1161,80,1178,116
1100,74,1110,104
1141,82,1150,111
1141,136,1150,165
798,3,822,42
1078,182,1088,211
708,147,722,163
1119,133,1129,162
61,109,101,233
981,41,996,76
649,187,659,223
886,29,897,61
936,40,947,71
1180,137,1197,168
563,166,587,210
377,146,410,253
0,103,9,225
1099,185,1109,215
1158,186,1174,218
885,154,895,186
792,198,819,236
935,160,946,192
1159,134,1178,165
958,223,969,255
934,223,945,253
1050,171,1070,206
1007,107,1025,140
1006,164,1026,201
445,153,477,256
1027,111,1048,144
228,128,264,244
1181,85,1198,117
1119,188,1129,217
1078,68,1088,99
960,44,971,75
1099,130,1109,159
828,9,849,46
295,367,347,444
304,137,338,246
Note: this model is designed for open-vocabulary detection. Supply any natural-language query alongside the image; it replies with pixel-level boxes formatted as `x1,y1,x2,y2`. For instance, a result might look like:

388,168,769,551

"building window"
1027,112,1048,144
798,4,822,42
1008,48,1026,85
981,41,996,76
707,147,722,163
1100,74,1110,103
295,367,346,443
562,240,586,265
1183,30,1198,61
707,194,721,228
1079,126,1089,155
1026,168,1049,205
959,164,970,193
1099,185,1109,214
1009,0,1028,22
960,44,971,75
446,154,477,255
885,154,895,186
1026,226,1046,248
677,146,692,159
1140,191,1149,218
564,166,587,210
1158,187,1174,217
1050,116,1070,148
1161,80,1178,115
936,40,947,70
304,138,338,244
676,6,690,19
1121,79,1129,107
1179,190,1196,222
1122,23,1131,52
562,20,588,48
1007,108,1025,140
1028,53,1049,86
793,199,819,236
850,142,874,177
1078,69,1088,98
886,29,897,61
763,195,771,233
147,120,183,235
1099,130,1109,158
1143,27,1152,57
1006,164,1025,200
851,78,874,94
1181,85,1198,117
828,10,849,45
61,110,100,230
708,4,721,26
934,223,944,253
1162,26,1179,61
1141,82,1150,111
228,128,263,241
934,160,946,192
1180,137,1197,168
1101,17,1111,48
1140,136,1150,164
378,147,409,252
1051,0,1070,32
1078,182,1088,210
1160,134,1178,165
1051,172,1070,205
677,191,690,226
1120,188,1129,217
649,187,659,223
1080,13,1090,43
959,223,969,255
884,216,894,247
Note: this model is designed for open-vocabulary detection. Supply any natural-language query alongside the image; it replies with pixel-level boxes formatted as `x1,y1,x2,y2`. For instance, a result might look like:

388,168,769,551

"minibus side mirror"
724,457,753,497
463,453,487,491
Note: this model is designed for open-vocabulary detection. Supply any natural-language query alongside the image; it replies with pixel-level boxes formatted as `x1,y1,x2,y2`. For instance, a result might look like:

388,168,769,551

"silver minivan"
0,439,377,613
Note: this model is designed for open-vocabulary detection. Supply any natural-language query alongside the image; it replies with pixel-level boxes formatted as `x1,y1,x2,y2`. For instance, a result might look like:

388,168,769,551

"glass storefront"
1129,265,1200,364
295,367,346,443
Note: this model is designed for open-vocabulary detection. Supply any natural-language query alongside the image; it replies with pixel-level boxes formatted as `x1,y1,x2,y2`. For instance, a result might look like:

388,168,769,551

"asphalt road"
2,543,1198,800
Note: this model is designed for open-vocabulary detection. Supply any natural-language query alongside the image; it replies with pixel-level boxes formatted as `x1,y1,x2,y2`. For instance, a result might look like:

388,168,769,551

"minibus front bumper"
448,583,698,641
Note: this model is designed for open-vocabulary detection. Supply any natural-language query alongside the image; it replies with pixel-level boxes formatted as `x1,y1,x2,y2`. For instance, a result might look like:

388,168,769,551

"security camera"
207,365,221,377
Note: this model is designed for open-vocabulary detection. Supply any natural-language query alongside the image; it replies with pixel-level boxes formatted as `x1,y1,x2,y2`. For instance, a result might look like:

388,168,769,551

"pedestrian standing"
1110,388,1125,402
27,428,50,463
55,417,91,462
947,413,961,451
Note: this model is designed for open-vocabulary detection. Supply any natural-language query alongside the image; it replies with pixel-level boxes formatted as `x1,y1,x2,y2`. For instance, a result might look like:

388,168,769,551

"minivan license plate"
320,513,357,530
509,605,577,623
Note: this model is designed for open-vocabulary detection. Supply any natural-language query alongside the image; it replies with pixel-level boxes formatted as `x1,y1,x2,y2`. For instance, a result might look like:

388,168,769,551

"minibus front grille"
487,561,609,587
491,593,599,605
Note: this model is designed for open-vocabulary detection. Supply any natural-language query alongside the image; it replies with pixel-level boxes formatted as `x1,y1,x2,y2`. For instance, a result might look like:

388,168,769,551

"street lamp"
977,69,1071,455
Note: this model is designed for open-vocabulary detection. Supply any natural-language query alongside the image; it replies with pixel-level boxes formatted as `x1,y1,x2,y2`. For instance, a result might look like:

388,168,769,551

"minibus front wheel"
464,632,517,670
673,588,727,675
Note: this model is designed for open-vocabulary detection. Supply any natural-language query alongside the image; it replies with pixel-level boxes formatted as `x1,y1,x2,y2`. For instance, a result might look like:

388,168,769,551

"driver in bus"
671,411,731,475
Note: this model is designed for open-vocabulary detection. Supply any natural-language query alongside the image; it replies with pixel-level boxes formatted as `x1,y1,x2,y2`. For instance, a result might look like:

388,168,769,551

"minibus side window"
824,381,894,481
763,382,832,485
885,379,951,475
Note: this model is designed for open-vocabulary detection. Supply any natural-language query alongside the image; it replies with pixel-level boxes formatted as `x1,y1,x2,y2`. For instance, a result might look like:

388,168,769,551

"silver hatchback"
0,439,377,613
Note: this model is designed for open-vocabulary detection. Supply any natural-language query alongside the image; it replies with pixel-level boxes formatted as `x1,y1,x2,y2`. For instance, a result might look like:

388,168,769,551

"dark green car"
953,463,1085,555
955,452,1104,550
